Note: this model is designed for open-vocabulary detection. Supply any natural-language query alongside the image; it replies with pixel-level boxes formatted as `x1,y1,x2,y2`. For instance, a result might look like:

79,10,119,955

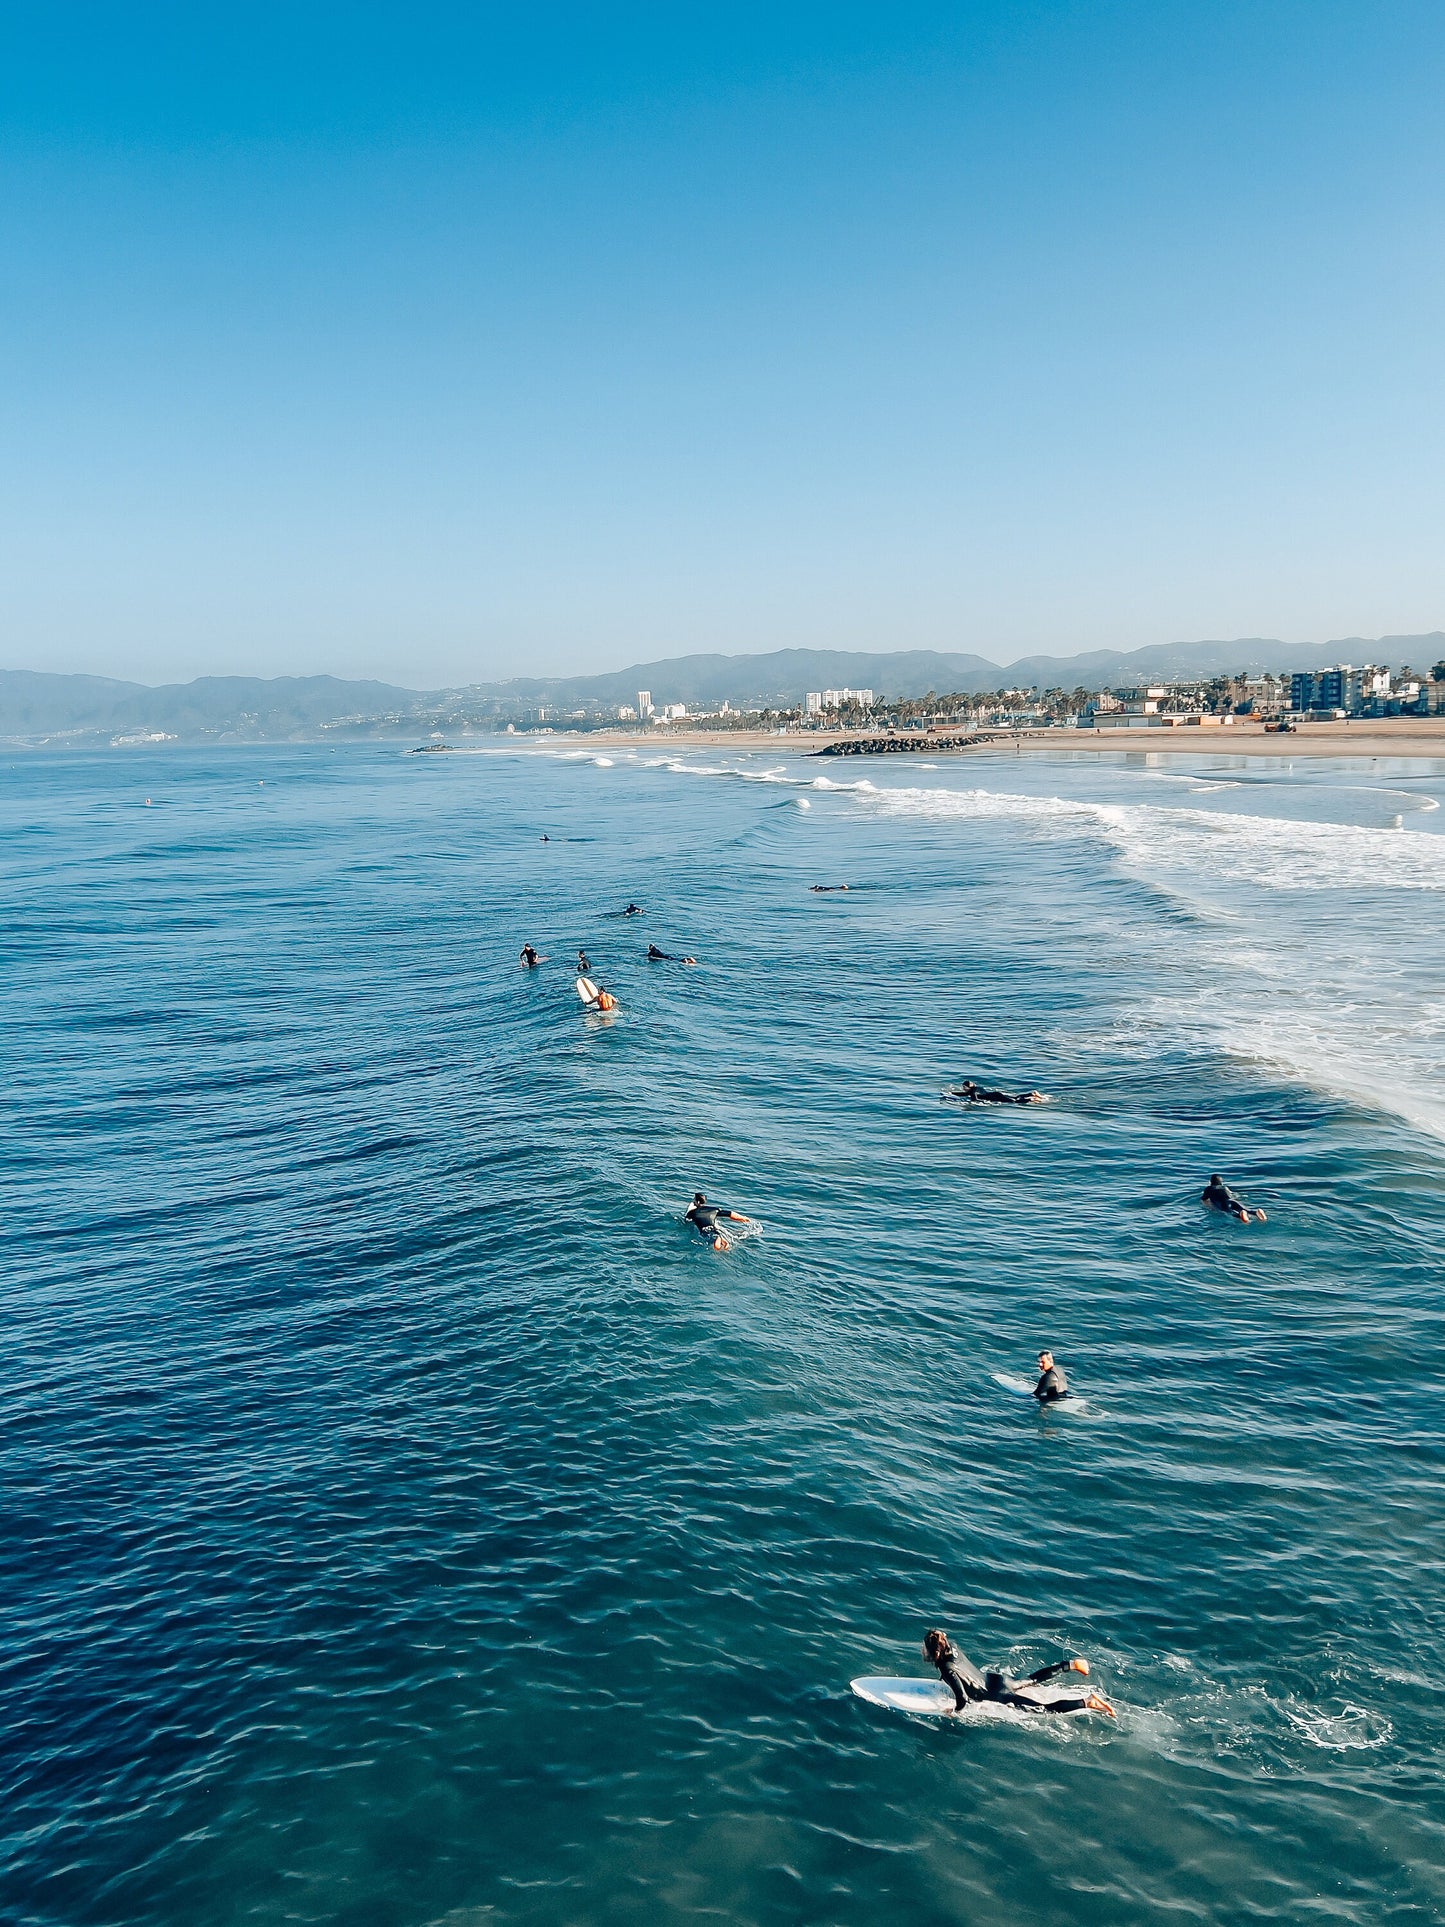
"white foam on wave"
859,783,1444,892
853,781,1445,1140
1283,1703,1391,1751
590,756,614,767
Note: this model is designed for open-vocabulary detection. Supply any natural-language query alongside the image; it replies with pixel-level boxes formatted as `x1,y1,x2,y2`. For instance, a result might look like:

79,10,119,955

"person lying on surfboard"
647,944,697,964
685,1192,750,1252
1201,1174,1266,1223
944,1079,1044,1105
922,1630,1115,1718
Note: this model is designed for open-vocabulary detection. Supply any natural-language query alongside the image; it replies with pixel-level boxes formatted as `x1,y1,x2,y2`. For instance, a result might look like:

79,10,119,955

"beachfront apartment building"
1289,665,1427,716
637,690,654,718
807,688,875,714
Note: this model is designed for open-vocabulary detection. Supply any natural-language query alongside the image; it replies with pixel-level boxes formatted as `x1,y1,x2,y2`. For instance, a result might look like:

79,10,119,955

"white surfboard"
575,976,601,1004
850,1676,1090,1719
992,1371,1087,1411
851,1676,956,1716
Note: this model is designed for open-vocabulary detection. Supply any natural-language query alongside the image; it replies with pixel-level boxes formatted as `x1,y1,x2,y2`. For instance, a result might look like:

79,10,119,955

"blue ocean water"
3,740,1444,1926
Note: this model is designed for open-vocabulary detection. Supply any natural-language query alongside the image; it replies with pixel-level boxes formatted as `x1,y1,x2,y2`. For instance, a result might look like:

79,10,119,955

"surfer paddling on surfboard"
685,1192,750,1252
923,1630,1115,1718
1201,1174,1266,1223
944,1079,1045,1105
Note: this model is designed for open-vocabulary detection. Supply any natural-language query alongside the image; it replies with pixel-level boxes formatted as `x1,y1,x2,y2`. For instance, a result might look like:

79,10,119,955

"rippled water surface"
4,742,1444,1926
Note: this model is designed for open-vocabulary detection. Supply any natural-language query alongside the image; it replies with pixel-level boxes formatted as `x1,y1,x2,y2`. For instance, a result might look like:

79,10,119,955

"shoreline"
533,719,1445,759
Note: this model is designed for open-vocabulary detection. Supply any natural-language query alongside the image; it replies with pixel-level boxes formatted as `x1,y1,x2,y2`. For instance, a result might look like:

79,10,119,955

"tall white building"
637,690,653,718
805,692,823,716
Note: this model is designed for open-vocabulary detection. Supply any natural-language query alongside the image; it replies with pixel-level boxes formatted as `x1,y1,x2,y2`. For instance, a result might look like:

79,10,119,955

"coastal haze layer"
3,740,1443,1925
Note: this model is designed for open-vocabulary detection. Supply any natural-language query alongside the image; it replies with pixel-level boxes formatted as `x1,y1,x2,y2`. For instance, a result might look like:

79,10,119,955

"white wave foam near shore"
860,784,1444,892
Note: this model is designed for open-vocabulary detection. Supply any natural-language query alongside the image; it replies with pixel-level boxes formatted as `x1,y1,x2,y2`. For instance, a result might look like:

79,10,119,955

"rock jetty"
815,733,990,756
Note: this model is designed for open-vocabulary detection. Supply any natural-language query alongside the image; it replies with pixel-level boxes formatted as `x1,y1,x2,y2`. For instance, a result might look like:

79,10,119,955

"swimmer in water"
1033,1350,1069,1402
685,1191,751,1252
647,943,698,964
1201,1174,1266,1223
519,944,544,968
945,1079,1045,1105
577,948,590,974
809,884,850,893
922,1630,1114,1718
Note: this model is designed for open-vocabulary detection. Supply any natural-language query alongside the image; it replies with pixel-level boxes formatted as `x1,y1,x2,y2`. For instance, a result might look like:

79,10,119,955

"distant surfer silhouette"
1201,1174,1266,1223
1033,1350,1069,1402
685,1192,750,1252
944,1079,1044,1105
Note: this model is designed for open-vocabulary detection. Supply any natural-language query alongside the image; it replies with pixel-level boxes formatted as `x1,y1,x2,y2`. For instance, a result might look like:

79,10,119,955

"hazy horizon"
5,4,1444,688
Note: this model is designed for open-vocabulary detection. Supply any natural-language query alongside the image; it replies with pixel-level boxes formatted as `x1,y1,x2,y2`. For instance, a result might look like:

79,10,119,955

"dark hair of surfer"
922,1629,947,1662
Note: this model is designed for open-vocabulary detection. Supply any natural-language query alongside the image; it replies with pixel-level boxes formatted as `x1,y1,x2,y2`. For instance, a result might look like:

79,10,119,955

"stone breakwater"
815,732,991,756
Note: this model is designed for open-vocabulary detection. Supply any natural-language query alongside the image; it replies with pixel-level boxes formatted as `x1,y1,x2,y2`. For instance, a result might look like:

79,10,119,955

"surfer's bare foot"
1085,1692,1115,1718
1069,1657,1089,1675
1254,1208,1268,1222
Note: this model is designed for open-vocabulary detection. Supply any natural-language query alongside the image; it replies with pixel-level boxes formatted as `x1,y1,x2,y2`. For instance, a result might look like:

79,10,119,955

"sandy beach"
560,718,1445,759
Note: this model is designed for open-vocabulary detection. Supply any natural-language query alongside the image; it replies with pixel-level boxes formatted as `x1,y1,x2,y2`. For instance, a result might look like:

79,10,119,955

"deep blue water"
3,740,1444,1926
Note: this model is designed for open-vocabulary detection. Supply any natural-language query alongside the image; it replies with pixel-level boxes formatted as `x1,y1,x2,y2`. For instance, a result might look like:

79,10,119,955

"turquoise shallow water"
3,741,1444,1926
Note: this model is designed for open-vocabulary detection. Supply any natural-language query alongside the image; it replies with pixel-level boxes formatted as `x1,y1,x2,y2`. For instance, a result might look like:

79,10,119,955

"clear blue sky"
4,2,1443,687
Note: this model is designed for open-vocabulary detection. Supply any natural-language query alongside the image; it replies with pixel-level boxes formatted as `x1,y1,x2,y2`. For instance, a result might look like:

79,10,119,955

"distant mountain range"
4,634,1442,743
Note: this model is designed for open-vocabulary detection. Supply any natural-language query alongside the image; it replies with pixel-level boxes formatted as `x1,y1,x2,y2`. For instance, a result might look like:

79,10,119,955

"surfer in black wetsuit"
622,902,643,916
648,944,698,964
1201,1174,1265,1223
519,944,542,968
1033,1350,1068,1402
945,1079,1044,1105
809,884,849,892
922,1630,1114,1717
685,1191,751,1251
577,948,590,974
